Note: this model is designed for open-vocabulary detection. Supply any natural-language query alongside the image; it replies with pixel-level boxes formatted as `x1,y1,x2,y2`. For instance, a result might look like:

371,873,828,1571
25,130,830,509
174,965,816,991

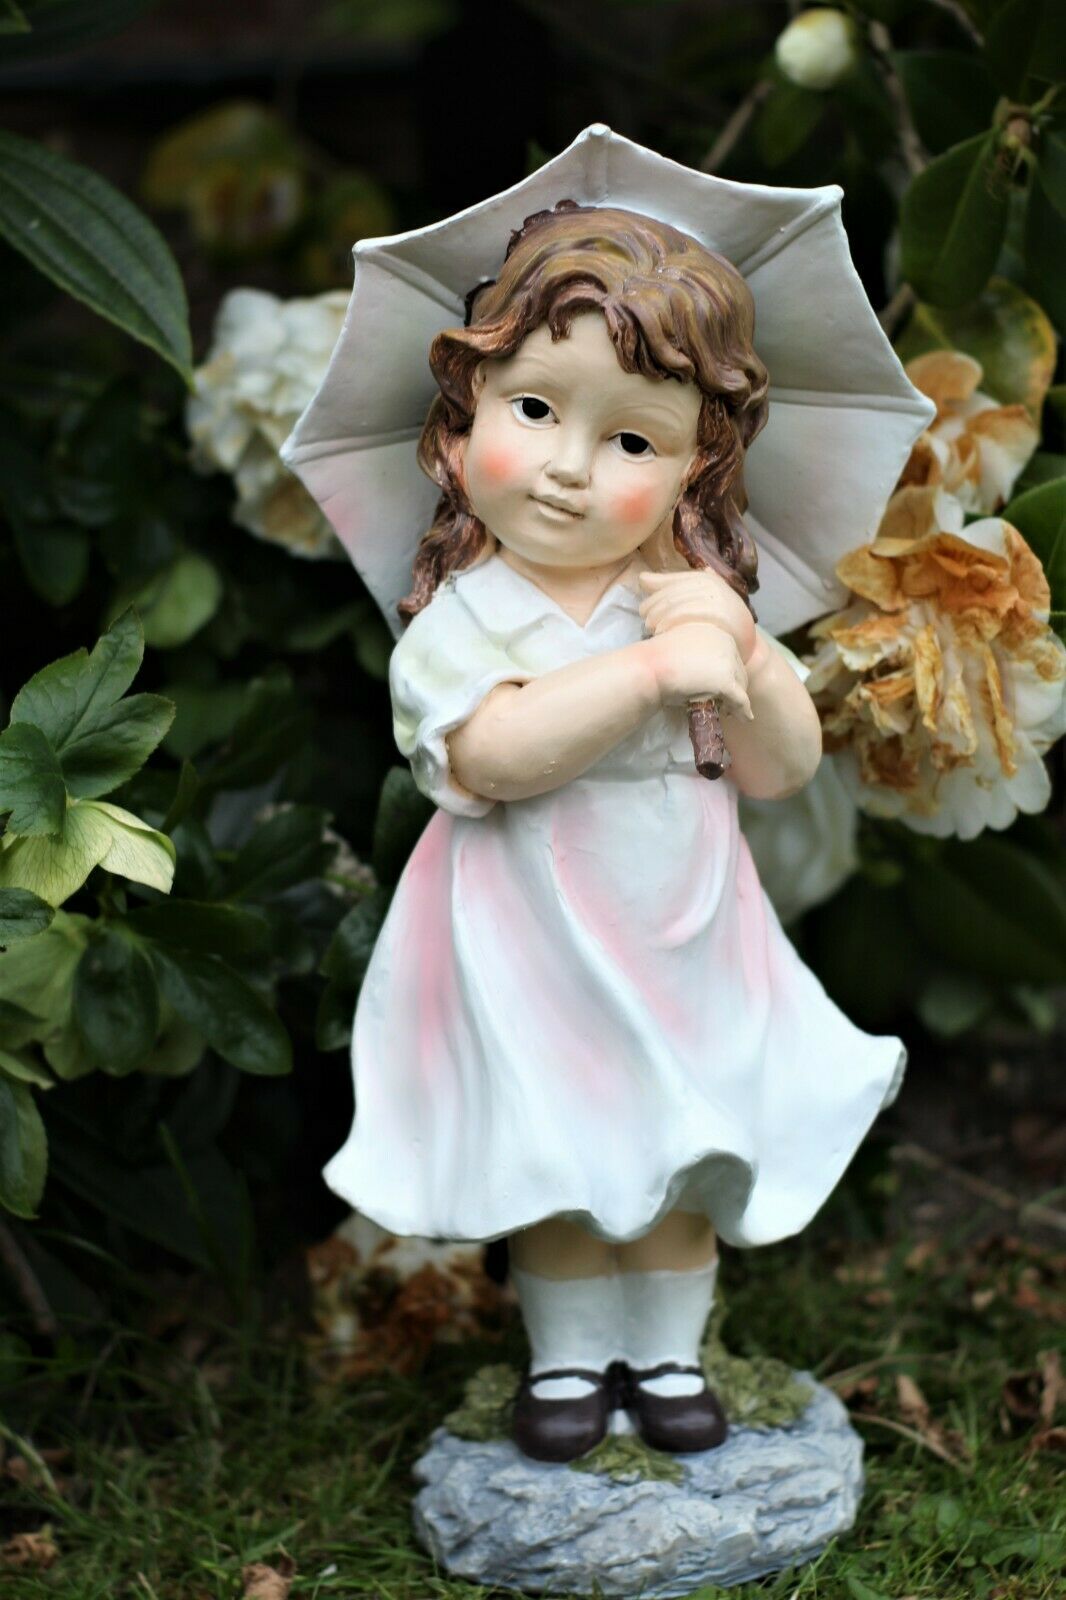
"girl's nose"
545,430,593,488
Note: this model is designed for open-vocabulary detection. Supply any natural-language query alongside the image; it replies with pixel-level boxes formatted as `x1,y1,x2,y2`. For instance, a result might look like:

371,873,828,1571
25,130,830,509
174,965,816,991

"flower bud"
774,8,858,92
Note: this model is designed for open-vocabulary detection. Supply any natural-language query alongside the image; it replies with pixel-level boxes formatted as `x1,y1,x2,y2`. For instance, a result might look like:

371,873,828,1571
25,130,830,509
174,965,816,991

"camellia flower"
187,287,348,558
739,756,859,925
774,8,858,92
900,351,1039,516
805,509,1066,840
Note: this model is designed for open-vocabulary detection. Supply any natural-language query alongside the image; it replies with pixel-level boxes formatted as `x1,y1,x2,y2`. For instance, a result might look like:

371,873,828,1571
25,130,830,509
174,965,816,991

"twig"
891,1141,1066,1236
0,1218,57,1338
879,283,916,340
927,0,983,46
850,1409,973,1472
700,79,774,174
867,20,928,178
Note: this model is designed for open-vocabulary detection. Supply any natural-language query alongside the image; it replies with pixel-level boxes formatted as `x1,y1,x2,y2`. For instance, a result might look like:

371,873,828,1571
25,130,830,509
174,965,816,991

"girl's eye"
511,396,554,425
613,431,655,458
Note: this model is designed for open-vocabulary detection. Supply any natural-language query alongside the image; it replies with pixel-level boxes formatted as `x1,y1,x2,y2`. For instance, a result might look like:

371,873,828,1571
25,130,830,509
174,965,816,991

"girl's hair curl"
400,201,769,624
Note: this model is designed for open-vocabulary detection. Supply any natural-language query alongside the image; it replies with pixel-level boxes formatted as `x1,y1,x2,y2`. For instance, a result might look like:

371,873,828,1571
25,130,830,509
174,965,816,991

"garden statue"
283,125,935,1592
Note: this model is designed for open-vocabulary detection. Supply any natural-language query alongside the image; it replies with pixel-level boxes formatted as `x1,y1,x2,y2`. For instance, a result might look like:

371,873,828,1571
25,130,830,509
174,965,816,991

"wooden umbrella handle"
688,698,726,780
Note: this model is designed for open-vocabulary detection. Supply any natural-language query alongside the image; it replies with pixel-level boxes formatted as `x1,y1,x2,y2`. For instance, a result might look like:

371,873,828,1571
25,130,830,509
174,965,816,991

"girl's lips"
531,495,585,518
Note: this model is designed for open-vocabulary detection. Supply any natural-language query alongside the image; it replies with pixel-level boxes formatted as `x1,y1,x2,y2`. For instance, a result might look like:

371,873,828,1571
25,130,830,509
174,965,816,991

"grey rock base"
413,1376,862,1596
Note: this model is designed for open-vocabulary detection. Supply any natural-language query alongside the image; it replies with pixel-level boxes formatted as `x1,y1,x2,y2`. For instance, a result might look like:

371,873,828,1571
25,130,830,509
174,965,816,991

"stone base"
413,1376,862,1596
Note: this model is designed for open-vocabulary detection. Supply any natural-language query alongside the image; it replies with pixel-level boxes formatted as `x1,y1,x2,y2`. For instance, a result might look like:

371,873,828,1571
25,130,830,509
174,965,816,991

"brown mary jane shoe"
625,1361,728,1453
512,1367,611,1463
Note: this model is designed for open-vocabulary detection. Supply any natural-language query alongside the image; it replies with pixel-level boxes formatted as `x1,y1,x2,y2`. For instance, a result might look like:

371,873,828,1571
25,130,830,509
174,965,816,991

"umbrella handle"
688,698,727,780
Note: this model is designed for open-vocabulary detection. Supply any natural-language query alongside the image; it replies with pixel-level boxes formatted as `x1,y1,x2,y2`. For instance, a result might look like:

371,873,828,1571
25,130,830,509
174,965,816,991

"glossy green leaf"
894,51,996,157
0,910,86,1020
0,1073,46,1217
0,417,90,606
0,798,175,905
0,130,191,381
1003,477,1066,626
198,669,306,792
755,83,825,167
320,888,391,989
0,723,65,834
1037,127,1066,219
0,1,160,59
0,1047,53,1087
0,888,54,944
151,946,291,1076
315,977,355,1052
224,805,334,900
916,972,994,1037
899,133,1010,307
895,278,1057,420
0,2,30,35
905,837,1066,984
372,766,432,884
984,0,1066,98
1023,178,1066,332
11,608,142,749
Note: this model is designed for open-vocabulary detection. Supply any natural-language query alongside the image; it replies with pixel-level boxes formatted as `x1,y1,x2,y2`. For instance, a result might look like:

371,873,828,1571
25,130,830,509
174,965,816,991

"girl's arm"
448,627,753,804
719,632,823,800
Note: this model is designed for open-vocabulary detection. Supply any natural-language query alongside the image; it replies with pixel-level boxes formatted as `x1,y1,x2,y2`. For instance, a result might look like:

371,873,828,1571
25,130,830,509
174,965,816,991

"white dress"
323,555,905,1247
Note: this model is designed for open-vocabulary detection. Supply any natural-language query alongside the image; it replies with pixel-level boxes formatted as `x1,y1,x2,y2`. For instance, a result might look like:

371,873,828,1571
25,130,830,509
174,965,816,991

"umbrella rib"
735,191,839,275
363,250,467,315
286,425,425,462
768,387,933,414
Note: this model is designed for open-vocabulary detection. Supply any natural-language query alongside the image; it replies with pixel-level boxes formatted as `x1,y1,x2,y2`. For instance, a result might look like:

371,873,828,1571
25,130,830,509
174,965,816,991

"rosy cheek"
476,446,519,486
612,485,659,525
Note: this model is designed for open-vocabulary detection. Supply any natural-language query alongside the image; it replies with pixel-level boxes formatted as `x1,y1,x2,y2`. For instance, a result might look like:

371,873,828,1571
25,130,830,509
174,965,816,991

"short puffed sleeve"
389,587,529,818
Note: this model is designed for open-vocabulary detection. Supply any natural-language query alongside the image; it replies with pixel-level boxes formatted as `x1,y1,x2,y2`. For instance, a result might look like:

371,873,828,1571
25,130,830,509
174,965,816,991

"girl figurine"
323,203,905,1463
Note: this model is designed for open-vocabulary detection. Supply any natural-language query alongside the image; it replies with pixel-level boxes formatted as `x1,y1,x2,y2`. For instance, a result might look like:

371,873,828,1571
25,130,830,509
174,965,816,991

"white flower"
805,506,1066,841
739,756,859,924
901,351,1039,516
187,288,349,558
774,8,858,92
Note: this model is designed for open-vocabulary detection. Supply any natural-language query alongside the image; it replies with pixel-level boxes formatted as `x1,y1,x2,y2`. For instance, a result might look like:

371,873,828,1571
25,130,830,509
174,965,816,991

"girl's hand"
638,569,757,664
646,623,754,721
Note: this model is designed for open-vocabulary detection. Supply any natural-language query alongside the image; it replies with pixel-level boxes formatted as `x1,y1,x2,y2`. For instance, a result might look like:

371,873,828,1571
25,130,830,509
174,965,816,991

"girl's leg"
614,1209,726,1450
508,1219,621,1461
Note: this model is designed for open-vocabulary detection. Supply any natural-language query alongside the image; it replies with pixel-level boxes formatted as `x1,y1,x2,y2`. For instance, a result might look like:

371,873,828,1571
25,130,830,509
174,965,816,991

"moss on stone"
572,1432,684,1485
444,1362,521,1441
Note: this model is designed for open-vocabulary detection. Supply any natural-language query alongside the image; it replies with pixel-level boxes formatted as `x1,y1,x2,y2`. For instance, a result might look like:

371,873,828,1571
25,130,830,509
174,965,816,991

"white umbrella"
282,122,933,640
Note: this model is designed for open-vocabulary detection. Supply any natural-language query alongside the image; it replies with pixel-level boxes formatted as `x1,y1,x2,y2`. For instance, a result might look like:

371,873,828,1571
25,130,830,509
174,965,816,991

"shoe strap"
527,1366,605,1386
629,1361,704,1384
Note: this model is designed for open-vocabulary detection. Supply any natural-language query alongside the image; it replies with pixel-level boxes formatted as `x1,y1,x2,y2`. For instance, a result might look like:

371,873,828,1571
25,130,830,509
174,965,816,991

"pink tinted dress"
323,555,905,1247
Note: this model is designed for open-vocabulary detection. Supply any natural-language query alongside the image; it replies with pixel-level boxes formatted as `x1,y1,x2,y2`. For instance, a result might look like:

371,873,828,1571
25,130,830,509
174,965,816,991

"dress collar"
451,554,643,639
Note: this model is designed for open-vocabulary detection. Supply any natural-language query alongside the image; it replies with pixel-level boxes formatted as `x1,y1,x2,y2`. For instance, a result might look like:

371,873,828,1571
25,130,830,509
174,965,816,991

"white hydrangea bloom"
775,8,858,92
187,288,349,559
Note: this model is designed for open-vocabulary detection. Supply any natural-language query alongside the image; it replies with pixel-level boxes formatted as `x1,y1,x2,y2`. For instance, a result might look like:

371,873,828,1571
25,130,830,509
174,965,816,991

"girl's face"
461,311,702,571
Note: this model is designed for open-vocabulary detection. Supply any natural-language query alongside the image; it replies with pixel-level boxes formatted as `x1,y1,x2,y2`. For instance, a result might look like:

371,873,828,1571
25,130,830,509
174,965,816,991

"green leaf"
899,133,1011,307
315,977,355,1052
1037,126,1066,219
895,278,1057,420
1003,478,1066,622
0,1047,53,1088
59,693,174,799
0,1073,46,1217
905,837,1066,984
320,887,390,988
199,668,306,792
0,888,54,944
224,805,335,900
0,799,175,905
117,553,224,649
0,723,66,834
916,972,994,1037
372,766,432,884
0,2,30,35
0,1,161,60
73,928,160,1075
124,900,270,958
894,51,996,157
807,879,918,1029
984,0,1066,98
0,129,192,381
160,760,200,835
1023,177,1066,333
0,910,86,1020
0,410,91,606
755,83,825,167
151,946,291,1076
11,607,143,750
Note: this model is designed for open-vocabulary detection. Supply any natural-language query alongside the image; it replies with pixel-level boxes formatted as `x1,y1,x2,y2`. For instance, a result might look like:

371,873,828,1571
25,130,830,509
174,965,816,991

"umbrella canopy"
282,123,934,639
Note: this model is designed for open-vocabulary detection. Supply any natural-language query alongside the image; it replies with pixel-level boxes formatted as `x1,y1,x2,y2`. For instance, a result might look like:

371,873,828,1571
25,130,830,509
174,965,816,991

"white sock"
511,1266,622,1399
621,1260,718,1397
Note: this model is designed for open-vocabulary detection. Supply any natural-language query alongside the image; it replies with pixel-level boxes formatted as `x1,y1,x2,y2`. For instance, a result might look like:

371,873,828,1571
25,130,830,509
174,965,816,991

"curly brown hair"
399,200,770,624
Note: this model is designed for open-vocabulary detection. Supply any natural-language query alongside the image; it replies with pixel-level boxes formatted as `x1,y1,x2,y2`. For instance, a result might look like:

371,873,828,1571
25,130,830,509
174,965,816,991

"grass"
1,1184,1064,1599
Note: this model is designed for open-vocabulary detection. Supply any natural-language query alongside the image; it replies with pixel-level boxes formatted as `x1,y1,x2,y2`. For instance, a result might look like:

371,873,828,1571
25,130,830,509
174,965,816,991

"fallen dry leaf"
1,1530,59,1569
241,1555,296,1599
894,1373,971,1468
